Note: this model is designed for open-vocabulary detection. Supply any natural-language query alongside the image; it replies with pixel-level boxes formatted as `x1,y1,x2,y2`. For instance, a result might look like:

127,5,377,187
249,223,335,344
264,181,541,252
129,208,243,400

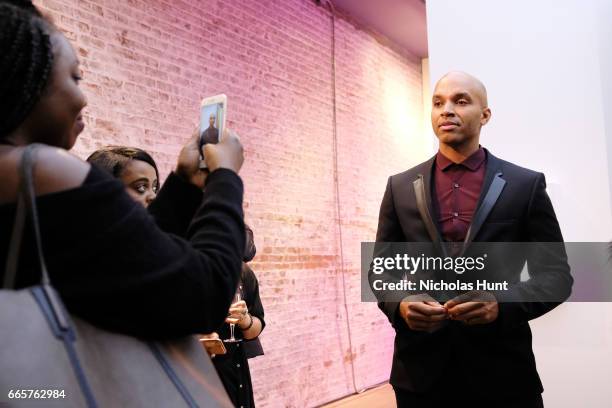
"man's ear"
481,107,492,126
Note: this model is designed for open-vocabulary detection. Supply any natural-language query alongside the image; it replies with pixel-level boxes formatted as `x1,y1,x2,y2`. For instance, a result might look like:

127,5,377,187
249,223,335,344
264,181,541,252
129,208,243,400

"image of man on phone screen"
201,112,219,144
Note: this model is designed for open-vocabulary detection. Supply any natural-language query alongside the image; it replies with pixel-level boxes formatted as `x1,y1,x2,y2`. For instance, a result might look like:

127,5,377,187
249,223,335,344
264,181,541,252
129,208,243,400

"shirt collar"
436,146,486,172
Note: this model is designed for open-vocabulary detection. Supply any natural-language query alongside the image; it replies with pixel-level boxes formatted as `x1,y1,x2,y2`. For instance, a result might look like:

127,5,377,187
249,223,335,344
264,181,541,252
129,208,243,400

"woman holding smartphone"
0,0,245,338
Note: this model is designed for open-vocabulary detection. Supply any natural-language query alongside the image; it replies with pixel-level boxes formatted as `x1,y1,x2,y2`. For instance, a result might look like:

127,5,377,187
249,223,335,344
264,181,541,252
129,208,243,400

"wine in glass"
224,286,243,343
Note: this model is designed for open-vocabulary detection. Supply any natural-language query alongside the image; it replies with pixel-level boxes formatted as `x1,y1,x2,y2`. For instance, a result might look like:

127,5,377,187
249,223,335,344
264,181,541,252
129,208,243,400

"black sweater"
0,166,245,339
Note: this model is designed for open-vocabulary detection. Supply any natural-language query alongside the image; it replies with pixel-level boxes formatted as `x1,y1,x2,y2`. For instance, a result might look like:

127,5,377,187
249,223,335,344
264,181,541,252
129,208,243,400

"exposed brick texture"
34,0,426,406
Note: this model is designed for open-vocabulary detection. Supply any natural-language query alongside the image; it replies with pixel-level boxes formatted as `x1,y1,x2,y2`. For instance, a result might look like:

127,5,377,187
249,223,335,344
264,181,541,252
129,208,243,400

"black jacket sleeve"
241,264,265,358
243,264,265,331
496,173,573,329
148,172,204,237
50,168,245,339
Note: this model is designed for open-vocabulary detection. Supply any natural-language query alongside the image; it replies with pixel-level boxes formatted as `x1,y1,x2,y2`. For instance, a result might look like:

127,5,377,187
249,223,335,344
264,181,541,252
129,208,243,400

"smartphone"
200,338,227,355
199,94,227,168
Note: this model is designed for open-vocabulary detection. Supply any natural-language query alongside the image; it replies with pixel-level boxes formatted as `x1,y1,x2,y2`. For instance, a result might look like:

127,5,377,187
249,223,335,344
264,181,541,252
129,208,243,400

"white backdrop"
426,0,612,406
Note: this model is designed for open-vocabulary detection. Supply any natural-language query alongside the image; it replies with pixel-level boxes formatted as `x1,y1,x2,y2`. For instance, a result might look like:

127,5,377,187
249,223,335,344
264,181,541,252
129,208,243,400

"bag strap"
3,144,51,288
20,144,51,285
148,342,199,408
4,194,25,288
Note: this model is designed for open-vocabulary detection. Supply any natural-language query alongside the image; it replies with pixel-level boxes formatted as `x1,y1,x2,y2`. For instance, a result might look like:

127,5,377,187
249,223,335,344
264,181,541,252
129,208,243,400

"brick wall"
34,0,429,406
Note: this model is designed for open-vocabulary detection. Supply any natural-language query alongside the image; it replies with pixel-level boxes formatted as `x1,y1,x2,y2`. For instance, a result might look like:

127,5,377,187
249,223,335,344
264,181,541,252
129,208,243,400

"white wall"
426,0,612,406
597,0,612,209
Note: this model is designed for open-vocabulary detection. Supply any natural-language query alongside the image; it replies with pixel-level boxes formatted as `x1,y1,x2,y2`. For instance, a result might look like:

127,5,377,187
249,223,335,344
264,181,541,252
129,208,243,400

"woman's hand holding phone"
199,332,226,357
202,129,243,174
176,127,208,189
175,126,243,189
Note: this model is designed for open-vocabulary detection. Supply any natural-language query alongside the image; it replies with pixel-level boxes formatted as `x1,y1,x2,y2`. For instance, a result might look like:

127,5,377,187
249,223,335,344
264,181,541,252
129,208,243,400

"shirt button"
454,183,460,188
237,363,241,368
240,384,243,388
453,212,459,217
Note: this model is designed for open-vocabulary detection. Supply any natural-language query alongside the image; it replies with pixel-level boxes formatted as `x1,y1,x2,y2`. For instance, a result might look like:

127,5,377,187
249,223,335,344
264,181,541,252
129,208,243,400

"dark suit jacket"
374,149,573,399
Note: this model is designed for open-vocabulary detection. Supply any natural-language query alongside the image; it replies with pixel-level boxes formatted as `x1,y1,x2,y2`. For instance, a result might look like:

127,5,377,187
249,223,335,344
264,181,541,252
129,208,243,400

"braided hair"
0,0,54,139
2,0,43,16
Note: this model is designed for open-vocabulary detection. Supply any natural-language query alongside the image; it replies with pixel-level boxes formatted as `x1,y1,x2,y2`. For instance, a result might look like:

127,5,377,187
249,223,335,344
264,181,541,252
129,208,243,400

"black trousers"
393,386,544,408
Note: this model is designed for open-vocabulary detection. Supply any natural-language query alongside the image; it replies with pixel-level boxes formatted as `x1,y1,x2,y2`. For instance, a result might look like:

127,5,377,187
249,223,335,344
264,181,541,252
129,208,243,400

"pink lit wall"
34,0,427,406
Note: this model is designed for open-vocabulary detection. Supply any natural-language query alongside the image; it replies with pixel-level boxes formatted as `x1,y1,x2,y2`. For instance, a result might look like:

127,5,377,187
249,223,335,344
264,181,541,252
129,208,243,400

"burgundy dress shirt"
433,147,486,242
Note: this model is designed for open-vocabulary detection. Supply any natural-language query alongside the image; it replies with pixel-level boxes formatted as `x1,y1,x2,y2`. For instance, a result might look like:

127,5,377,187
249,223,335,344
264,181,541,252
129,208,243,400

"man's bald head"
435,71,488,107
431,71,492,156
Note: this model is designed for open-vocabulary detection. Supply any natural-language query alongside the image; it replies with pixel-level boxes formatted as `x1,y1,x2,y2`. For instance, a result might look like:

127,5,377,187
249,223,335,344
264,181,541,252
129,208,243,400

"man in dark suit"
373,72,572,407
201,113,219,145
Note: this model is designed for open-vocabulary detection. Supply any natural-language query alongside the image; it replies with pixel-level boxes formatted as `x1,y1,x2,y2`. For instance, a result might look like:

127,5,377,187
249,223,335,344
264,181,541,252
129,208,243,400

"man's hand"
399,294,448,332
444,291,499,325
176,126,208,189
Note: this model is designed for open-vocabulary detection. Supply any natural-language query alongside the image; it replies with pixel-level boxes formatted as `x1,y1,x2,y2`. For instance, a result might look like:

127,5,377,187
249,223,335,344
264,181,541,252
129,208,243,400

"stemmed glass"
224,285,243,343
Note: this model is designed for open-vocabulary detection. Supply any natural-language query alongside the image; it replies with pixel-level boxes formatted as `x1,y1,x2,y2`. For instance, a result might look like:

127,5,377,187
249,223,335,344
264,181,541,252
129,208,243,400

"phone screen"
200,102,224,148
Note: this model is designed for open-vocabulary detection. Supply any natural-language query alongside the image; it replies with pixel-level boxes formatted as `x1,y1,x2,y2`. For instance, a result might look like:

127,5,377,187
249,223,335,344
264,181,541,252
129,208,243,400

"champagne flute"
224,286,243,343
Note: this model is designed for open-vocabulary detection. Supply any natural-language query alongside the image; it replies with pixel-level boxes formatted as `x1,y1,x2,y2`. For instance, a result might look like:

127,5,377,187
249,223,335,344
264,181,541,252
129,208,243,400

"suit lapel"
461,151,506,254
413,156,448,257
